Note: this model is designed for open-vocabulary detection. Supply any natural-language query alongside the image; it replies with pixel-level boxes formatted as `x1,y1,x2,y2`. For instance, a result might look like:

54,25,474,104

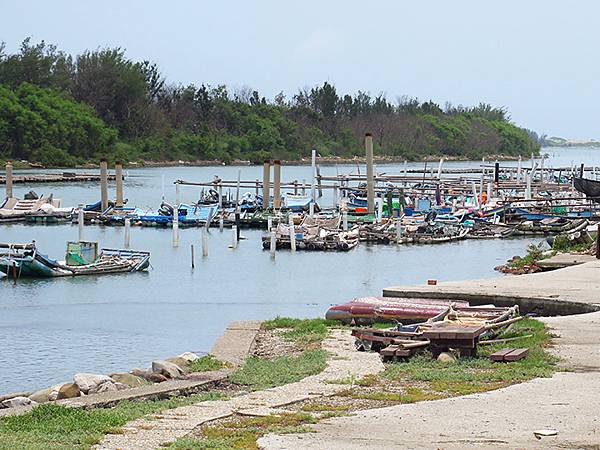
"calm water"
0,147,598,393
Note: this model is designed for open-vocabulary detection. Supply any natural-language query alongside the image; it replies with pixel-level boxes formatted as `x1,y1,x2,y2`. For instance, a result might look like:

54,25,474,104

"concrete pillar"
310,149,317,203
100,159,109,211
365,133,375,214
5,161,13,198
273,160,281,210
262,160,271,210
115,161,124,207
517,156,522,182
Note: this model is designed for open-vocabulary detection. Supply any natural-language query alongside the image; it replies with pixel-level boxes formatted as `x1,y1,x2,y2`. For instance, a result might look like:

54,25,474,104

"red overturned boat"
325,296,470,324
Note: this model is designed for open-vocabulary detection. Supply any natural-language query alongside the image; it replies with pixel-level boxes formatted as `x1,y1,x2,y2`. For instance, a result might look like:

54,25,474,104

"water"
0,147,596,393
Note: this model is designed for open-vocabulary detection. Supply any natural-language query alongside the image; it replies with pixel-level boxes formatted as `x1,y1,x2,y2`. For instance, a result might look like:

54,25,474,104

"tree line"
0,38,540,167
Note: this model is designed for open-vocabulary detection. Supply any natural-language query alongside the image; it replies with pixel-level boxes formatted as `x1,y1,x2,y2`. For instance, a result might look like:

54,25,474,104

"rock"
0,391,32,403
28,384,62,404
88,380,118,395
178,352,200,362
110,373,149,388
56,383,81,400
437,352,456,363
73,373,113,394
130,368,168,383
152,360,184,379
166,356,191,372
1,396,37,408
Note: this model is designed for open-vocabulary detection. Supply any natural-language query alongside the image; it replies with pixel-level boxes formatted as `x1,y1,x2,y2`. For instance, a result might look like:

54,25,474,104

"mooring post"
255,179,259,196
302,179,306,196
472,182,479,208
78,204,84,241
219,215,224,232
100,159,109,212
437,158,443,179
316,165,323,198
5,161,13,199
231,225,238,249
525,173,532,200
172,206,179,247
309,202,315,218
115,161,124,207
377,198,383,223
478,172,484,208
333,184,338,209
191,244,195,268
273,160,281,210
310,150,317,204
262,160,271,210
218,182,223,209
396,219,402,243
580,163,585,178
267,217,272,231
202,227,208,257
289,215,296,252
124,218,131,248
517,155,522,182
293,180,298,195
365,134,375,215
270,230,276,257
597,223,600,259
175,182,180,205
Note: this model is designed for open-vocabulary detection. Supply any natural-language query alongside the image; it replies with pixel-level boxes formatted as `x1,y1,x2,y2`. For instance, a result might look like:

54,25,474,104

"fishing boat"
466,220,517,239
574,177,600,203
0,195,62,223
137,202,218,227
0,241,150,279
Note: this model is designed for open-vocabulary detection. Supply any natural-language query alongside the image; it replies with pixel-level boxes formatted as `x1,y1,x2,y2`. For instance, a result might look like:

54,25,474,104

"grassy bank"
0,392,224,450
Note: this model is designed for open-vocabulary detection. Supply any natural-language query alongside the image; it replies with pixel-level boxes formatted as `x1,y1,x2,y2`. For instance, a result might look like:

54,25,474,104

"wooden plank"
504,348,529,362
490,348,515,362
381,345,400,356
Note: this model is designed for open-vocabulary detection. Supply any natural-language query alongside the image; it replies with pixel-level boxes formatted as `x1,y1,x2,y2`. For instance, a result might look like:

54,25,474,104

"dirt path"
259,311,600,449
96,329,384,450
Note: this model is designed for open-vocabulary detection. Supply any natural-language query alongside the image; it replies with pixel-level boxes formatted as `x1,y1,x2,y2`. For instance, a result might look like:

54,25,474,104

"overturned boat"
0,241,150,278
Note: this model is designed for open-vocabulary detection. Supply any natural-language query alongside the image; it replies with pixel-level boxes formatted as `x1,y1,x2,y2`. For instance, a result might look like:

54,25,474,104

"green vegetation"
187,355,227,373
0,39,540,167
552,234,592,253
229,349,327,390
508,243,548,269
168,412,317,450
263,317,338,346
0,392,224,450
378,318,556,396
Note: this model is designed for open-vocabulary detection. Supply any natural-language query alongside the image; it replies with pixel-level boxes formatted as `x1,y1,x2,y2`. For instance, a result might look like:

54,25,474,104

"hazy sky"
2,1,599,138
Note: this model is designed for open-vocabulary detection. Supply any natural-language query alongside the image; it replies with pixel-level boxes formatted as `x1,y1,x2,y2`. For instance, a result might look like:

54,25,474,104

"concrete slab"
537,253,596,270
383,260,600,315
211,320,262,366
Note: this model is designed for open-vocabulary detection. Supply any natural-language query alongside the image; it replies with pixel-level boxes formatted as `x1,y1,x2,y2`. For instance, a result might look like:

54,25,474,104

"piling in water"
365,133,375,215
262,160,271,210
202,228,208,257
289,216,296,251
231,225,238,249
273,160,281,209
5,161,13,198
124,218,131,248
172,207,179,247
115,161,124,207
100,159,109,212
270,231,276,257
191,244,195,268
78,204,84,241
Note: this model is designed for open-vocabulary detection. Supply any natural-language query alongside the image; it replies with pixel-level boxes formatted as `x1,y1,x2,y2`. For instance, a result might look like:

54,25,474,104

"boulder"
1,396,37,408
437,352,457,363
152,360,184,379
109,373,149,388
166,357,191,372
28,384,62,404
73,373,113,394
56,383,81,400
0,391,32,403
178,352,200,362
131,368,169,383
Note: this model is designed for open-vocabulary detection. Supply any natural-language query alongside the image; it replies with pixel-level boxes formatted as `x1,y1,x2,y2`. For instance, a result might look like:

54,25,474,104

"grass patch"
169,412,317,449
262,317,338,346
382,318,556,390
300,403,351,412
229,349,327,390
188,355,227,373
0,392,225,450
508,243,549,269
326,373,378,387
337,387,442,403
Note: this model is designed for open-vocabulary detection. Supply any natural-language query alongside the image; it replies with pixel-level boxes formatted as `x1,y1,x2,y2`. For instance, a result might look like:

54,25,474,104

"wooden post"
78,204,84,241
289,216,296,252
302,179,306,195
525,173,532,200
100,159,109,212
172,206,179,247
124,218,131,248
202,228,208,257
262,160,271,210
273,160,281,209
316,165,323,198
494,161,500,183
365,133,375,214
270,230,276,257
437,158,443,179
231,225,238,249
191,244,195,268
310,149,317,203
597,223,600,260
517,155,522,182
115,161,124,207
5,161,13,199
236,170,241,206
217,183,223,209
580,163,585,178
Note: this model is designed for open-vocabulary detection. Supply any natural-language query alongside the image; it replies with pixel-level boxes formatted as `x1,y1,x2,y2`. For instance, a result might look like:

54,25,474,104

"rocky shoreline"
0,351,206,410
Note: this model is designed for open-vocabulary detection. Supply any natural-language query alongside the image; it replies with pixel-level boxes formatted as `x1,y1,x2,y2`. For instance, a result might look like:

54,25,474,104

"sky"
2,0,599,138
